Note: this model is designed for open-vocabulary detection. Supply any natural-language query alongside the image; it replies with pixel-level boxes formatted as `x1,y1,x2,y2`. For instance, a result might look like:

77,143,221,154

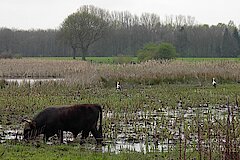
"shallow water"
0,105,237,153
3,78,64,85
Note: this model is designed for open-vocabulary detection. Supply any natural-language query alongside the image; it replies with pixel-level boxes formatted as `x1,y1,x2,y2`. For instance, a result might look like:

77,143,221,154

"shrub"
113,55,133,64
156,42,177,60
137,42,176,61
137,43,158,61
14,53,22,59
0,51,13,59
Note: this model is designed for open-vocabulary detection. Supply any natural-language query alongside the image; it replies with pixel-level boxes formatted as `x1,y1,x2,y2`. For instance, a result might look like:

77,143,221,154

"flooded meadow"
1,59,240,159
0,80,240,159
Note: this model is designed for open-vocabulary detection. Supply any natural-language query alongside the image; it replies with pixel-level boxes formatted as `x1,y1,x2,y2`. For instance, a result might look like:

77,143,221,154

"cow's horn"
23,119,32,123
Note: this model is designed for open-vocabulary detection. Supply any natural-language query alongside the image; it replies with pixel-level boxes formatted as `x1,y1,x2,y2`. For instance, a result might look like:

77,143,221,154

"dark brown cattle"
23,104,102,144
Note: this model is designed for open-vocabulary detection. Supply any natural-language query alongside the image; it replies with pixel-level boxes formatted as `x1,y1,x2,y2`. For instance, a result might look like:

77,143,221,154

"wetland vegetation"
0,58,240,159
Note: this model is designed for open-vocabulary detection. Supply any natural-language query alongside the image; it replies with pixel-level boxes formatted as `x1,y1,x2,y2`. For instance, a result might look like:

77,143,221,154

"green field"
27,56,240,64
0,143,165,160
178,57,240,62
27,56,138,64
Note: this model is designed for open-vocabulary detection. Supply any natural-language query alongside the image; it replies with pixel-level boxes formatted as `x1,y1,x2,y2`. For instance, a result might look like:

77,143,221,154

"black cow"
23,104,103,144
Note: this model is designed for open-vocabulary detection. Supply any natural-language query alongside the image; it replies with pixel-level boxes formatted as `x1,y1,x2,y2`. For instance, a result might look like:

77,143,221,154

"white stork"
212,78,217,88
116,81,122,91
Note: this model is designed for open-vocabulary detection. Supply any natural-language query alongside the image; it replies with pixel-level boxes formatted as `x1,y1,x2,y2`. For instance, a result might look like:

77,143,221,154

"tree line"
0,5,240,58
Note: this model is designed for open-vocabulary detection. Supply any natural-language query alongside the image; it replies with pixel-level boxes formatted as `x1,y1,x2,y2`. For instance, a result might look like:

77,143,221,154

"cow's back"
58,104,101,132
33,107,59,128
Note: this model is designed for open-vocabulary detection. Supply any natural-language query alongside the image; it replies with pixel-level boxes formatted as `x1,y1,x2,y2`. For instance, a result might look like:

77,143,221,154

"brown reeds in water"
223,97,240,160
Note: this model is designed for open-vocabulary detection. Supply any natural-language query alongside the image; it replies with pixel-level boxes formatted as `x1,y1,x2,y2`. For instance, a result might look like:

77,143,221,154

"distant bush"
137,43,158,61
0,51,22,59
156,43,177,59
137,42,177,61
13,53,22,59
0,51,13,59
113,55,133,64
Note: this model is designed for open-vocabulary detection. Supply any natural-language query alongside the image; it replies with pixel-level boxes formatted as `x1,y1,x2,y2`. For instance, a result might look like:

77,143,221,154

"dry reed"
0,59,240,86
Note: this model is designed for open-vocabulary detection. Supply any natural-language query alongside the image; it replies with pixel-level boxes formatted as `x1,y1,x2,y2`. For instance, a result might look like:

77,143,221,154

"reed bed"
0,59,240,87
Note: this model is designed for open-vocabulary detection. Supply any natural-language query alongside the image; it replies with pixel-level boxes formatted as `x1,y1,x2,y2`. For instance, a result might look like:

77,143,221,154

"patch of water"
3,78,64,85
102,141,164,153
0,105,238,153
0,128,22,143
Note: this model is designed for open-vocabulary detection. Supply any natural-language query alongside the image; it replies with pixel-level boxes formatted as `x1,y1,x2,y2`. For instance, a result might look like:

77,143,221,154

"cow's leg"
43,134,50,143
43,134,48,142
57,130,63,143
68,132,78,143
73,132,80,143
72,132,78,139
80,130,89,145
90,127,103,145
44,130,56,143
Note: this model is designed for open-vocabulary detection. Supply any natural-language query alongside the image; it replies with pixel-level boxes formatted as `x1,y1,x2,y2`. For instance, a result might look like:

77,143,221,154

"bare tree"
59,5,110,60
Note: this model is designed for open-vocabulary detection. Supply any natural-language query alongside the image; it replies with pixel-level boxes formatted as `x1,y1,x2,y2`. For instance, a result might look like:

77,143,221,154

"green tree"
157,42,177,59
137,43,158,61
137,42,176,61
59,5,110,60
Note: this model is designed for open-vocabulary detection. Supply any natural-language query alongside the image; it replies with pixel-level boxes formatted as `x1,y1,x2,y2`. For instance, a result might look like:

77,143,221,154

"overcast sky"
1,0,239,30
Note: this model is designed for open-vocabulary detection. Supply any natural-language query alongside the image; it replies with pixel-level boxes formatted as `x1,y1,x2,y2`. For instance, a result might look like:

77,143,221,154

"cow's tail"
98,105,102,137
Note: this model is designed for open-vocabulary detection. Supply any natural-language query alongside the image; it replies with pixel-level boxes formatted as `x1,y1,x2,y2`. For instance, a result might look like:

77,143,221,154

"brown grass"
0,59,240,86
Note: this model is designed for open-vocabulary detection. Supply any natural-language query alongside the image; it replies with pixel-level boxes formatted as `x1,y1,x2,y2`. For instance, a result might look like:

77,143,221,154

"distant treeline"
0,12,240,58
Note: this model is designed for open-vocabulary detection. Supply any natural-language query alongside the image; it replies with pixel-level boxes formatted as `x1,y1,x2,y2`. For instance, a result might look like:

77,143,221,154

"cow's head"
23,119,36,140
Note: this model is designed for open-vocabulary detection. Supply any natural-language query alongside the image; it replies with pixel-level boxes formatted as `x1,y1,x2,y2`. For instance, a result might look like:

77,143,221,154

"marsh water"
3,78,64,85
0,104,237,153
